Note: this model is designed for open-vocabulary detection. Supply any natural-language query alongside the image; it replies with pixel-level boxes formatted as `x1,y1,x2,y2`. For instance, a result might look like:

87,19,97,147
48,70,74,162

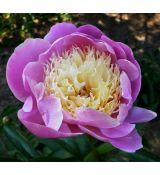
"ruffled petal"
116,42,142,101
76,108,120,128
44,22,77,44
101,35,127,60
22,61,44,94
101,36,141,101
101,123,135,138
77,24,103,39
117,59,140,81
117,104,131,122
33,82,45,102
18,109,83,138
39,34,116,64
37,95,63,131
120,71,132,101
22,62,46,103
110,130,143,152
125,106,157,123
78,125,109,142
131,70,141,102
6,39,50,102
117,42,137,64
79,126,142,152
22,96,33,112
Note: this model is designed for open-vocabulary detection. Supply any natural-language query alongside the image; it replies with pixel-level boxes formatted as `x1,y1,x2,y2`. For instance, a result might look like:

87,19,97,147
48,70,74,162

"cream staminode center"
44,47,121,116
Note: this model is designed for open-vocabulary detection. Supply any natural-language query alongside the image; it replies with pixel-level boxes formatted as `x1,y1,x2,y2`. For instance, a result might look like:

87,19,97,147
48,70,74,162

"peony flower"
6,22,157,152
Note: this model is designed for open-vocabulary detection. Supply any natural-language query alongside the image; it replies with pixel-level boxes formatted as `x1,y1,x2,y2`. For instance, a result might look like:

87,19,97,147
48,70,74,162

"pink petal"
33,82,45,102
79,125,109,142
101,36,141,102
38,95,63,131
131,72,142,102
22,61,44,94
39,34,116,64
22,96,33,112
117,42,137,64
59,122,83,134
120,71,132,101
125,106,157,123
117,42,142,101
6,39,50,102
117,59,140,81
101,123,135,138
76,108,120,128
18,107,43,125
117,103,131,122
77,24,103,39
79,125,142,152
110,130,143,152
101,35,127,60
18,109,83,138
44,22,77,44
63,110,78,124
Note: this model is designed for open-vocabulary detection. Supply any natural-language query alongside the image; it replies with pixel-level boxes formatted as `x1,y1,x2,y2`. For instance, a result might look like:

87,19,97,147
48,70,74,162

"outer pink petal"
78,125,110,142
18,109,83,138
37,95,63,131
101,123,135,138
101,37,141,101
22,61,44,94
120,71,132,101
117,42,137,65
77,24,103,39
116,42,142,101
44,22,77,44
110,130,143,152
131,75,141,102
6,39,50,102
117,104,131,122
117,59,139,81
22,62,46,104
22,96,33,112
101,35,127,60
33,82,45,102
19,107,44,125
125,106,157,123
76,108,120,128
39,34,116,64
79,125,142,152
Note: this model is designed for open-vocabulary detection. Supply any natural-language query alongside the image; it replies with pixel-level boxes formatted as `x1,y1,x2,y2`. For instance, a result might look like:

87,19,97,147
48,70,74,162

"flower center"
44,48,121,116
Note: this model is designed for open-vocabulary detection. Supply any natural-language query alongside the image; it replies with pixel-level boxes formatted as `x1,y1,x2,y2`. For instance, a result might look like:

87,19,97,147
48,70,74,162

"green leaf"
3,125,38,160
0,140,6,156
0,105,20,118
119,149,160,162
31,156,79,162
84,143,115,161
71,135,91,157
39,138,82,160
38,139,61,152
54,138,84,160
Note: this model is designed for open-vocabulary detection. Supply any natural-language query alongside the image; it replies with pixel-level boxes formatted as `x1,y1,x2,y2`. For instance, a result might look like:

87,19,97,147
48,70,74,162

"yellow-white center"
44,48,121,117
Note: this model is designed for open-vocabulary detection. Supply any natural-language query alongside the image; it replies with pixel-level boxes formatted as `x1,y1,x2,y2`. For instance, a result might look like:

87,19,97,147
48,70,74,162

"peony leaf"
84,143,115,161
3,125,38,159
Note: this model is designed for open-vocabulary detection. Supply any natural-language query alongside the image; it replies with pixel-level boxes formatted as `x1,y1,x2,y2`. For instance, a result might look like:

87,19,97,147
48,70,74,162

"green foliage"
0,13,72,48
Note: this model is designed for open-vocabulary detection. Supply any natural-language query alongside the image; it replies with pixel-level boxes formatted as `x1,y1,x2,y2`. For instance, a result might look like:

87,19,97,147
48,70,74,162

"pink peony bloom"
6,22,157,152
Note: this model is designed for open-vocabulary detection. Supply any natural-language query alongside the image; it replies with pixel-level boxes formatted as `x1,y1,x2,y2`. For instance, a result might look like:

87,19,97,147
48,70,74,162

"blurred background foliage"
0,13,160,162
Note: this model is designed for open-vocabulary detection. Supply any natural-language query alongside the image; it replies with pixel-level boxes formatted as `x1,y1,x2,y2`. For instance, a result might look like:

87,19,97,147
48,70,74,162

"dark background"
0,13,160,161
